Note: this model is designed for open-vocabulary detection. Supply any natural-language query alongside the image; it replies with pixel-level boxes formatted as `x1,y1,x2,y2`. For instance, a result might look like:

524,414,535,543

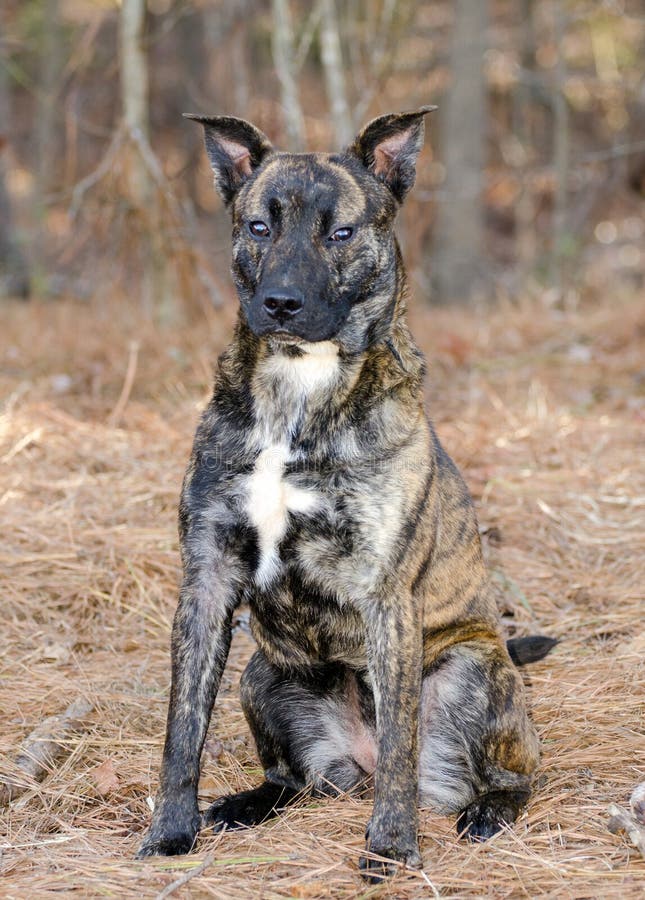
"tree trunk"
33,0,62,282
0,14,30,298
431,0,488,305
319,0,353,146
513,0,537,280
119,0,178,318
36,0,62,195
550,1,570,291
271,0,306,150
626,77,645,197
120,0,151,207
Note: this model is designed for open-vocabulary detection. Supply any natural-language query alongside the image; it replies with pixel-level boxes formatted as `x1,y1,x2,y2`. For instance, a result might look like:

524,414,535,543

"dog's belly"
250,582,369,670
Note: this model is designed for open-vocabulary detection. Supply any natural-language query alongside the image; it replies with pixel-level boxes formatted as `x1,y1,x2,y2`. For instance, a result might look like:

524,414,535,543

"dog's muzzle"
262,292,304,326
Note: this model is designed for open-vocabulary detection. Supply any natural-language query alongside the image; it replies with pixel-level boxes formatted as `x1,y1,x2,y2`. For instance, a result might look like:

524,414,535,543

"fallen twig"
155,852,216,899
0,698,93,806
631,781,645,825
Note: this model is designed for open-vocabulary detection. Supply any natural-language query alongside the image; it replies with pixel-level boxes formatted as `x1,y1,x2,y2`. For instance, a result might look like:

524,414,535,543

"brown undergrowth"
1,290,643,898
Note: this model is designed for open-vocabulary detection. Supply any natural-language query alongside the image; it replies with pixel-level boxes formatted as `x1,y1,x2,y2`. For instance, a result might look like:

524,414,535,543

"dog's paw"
136,807,201,859
358,833,422,884
456,789,530,842
202,782,301,832
203,794,253,832
136,830,196,858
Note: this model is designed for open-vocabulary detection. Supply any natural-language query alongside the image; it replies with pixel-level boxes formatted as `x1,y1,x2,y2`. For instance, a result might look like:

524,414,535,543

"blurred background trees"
0,0,643,313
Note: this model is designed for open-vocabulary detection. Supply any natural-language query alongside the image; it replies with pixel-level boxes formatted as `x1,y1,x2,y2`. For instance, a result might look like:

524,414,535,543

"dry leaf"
289,883,330,898
91,759,120,796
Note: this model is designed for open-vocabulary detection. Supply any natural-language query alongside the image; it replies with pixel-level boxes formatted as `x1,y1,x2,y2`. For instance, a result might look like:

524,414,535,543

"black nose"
262,293,303,322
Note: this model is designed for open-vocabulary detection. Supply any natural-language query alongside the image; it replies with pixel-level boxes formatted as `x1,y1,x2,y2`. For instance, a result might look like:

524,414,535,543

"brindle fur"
137,108,553,881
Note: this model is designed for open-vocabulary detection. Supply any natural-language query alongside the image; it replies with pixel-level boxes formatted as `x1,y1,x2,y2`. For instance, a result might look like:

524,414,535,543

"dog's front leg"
359,596,423,882
137,547,240,857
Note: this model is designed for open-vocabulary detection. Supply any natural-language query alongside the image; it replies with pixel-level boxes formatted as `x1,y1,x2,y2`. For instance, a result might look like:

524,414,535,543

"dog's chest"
243,342,341,587
244,442,321,587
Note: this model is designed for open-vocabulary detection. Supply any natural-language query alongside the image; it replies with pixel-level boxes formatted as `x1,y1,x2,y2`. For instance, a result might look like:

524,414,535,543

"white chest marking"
247,341,339,586
246,443,320,587
260,341,341,395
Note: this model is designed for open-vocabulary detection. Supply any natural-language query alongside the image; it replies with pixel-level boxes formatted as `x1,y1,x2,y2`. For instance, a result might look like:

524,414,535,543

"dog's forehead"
245,153,367,220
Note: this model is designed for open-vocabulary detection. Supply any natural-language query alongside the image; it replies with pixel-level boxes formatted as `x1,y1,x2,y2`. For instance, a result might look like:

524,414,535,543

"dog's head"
187,107,434,352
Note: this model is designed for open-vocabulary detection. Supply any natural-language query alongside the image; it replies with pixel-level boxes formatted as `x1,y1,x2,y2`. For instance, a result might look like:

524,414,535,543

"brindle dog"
137,107,555,881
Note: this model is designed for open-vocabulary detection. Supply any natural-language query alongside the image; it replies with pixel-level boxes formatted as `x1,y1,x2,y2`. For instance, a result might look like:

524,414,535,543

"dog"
137,107,555,881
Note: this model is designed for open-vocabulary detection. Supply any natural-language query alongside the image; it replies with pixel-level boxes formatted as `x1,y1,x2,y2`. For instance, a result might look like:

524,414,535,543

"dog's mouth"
245,315,307,344
245,303,350,345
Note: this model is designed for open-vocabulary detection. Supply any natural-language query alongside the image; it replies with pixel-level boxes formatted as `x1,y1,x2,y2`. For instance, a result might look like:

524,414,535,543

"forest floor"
0,289,643,899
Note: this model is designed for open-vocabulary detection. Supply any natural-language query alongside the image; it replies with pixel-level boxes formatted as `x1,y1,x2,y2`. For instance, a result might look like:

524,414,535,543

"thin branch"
69,123,126,220
294,0,324,73
415,139,645,205
155,852,216,900
581,138,645,163
108,340,140,429
353,0,401,122
128,126,178,206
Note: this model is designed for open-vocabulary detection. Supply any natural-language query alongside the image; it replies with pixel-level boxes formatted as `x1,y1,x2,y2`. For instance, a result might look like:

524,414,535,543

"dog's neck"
249,337,358,445
220,256,423,447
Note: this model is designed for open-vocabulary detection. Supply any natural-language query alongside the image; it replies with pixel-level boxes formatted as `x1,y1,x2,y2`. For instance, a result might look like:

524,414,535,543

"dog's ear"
348,106,436,203
184,114,274,205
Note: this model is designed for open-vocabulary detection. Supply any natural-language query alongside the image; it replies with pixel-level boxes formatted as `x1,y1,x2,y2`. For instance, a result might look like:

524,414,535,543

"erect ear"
184,114,274,206
347,106,436,203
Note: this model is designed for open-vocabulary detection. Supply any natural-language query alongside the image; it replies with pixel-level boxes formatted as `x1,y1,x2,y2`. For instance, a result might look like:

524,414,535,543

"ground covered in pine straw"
1,290,643,899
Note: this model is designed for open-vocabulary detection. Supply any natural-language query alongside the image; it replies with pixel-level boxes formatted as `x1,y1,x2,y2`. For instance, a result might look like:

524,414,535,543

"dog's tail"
506,635,559,666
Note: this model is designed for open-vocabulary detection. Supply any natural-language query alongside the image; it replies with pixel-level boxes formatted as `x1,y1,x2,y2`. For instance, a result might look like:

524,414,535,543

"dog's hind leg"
203,651,374,832
418,639,539,840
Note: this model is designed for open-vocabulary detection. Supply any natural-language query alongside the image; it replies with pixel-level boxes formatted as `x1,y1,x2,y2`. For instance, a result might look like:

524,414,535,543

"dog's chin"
247,321,338,346
266,331,305,346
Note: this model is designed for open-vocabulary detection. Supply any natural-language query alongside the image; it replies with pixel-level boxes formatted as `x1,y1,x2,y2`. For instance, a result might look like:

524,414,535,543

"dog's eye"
249,221,270,238
329,227,353,243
